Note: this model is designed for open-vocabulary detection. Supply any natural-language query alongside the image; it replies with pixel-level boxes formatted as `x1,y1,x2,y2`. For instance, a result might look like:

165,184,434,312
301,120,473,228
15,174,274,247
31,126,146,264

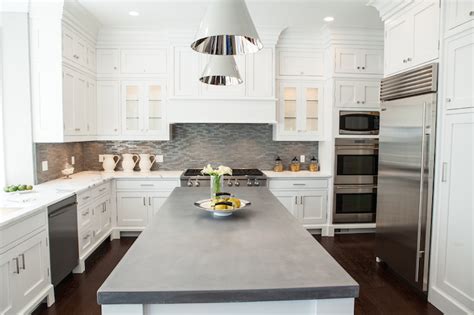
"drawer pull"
82,196,90,200
140,184,155,187
13,258,19,274
82,211,89,216
19,254,25,270
293,183,307,186
99,188,107,192
83,234,90,241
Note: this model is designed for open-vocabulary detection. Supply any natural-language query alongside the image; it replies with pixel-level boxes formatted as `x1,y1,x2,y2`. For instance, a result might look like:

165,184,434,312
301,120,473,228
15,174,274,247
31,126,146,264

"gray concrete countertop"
97,187,358,305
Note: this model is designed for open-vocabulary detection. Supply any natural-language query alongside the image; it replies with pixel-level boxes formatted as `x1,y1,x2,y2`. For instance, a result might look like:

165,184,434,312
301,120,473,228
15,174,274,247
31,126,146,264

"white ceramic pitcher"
122,154,140,173
138,154,156,173
102,154,120,173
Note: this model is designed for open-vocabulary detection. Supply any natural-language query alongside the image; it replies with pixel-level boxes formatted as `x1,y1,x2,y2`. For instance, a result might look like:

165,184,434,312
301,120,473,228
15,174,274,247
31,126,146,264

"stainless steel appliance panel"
339,111,380,135
335,139,379,185
333,184,377,223
376,93,436,292
48,196,79,286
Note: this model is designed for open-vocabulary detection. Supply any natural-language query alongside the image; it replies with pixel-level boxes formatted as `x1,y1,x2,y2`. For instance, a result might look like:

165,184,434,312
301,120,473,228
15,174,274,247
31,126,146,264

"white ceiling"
77,0,383,30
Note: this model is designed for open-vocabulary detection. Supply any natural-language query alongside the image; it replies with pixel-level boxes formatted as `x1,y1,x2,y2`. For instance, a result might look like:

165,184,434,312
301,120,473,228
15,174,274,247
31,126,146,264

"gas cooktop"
182,168,265,177
180,168,267,187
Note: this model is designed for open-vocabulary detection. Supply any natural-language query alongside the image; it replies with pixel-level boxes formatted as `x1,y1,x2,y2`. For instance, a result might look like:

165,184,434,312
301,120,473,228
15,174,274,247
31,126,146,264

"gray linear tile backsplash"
35,124,318,183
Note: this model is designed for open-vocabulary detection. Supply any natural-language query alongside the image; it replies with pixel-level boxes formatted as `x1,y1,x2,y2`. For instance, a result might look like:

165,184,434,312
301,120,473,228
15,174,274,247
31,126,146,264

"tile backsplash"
35,124,318,183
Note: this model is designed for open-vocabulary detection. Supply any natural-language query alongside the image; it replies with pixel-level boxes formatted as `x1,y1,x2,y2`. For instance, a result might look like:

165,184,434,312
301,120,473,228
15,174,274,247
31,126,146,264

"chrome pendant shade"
199,56,243,86
191,0,263,55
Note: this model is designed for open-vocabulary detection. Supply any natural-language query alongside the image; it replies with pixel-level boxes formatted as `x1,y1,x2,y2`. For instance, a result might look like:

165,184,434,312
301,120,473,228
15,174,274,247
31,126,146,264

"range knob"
186,179,193,187
194,179,200,187
227,179,233,187
247,179,253,186
234,180,240,187
254,179,260,186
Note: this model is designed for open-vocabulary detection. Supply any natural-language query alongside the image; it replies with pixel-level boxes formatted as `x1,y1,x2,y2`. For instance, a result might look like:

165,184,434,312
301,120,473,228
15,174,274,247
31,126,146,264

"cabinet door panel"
149,192,171,216
62,69,75,135
97,49,120,75
0,252,14,314
335,80,357,107
279,51,323,76
271,191,298,218
121,49,167,74
86,80,97,135
301,83,322,134
73,36,87,66
445,0,474,30
62,27,74,61
299,191,327,225
412,1,439,65
334,48,358,73
87,45,96,72
116,192,148,227
435,112,473,309
173,47,200,97
92,202,104,239
359,81,381,107
246,47,273,97
360,50,383,74
385,17,411,75
74,75,88,135
144,82,166,135
122,82,144,134
445,32,474,110
14,231,48,309
97,81,120,135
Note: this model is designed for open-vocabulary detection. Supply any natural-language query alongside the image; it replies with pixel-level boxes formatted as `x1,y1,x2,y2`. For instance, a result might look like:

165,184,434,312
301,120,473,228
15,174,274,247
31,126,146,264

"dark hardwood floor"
33,234,442,315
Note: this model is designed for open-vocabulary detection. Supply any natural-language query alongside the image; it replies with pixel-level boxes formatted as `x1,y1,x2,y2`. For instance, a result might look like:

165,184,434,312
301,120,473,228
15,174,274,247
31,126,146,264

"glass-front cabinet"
275,80,324,140
122,81,166,137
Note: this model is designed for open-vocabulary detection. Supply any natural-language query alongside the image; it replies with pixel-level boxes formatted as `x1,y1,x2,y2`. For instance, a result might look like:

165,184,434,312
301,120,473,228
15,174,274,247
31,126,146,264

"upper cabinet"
274,80,324,141
444,30,474,110
97,49,120,75
278,50,324,77
444,0,474,32
334,79,380,108
62,24,96,73
334,48,383,75
120,49,167,75
384,1,440,76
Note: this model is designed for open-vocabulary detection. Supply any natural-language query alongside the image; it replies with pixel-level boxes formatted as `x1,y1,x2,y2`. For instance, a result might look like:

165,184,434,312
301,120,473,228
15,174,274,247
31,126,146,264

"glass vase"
210,175,223,198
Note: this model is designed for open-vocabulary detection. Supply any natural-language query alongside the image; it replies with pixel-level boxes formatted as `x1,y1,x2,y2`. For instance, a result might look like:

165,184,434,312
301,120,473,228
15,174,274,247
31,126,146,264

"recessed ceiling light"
129,11,139,17
323,16,334,22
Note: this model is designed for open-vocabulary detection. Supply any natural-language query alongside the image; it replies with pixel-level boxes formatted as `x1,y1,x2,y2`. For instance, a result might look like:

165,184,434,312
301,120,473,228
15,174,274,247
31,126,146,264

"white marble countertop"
0,170,184,229
263,170,332,178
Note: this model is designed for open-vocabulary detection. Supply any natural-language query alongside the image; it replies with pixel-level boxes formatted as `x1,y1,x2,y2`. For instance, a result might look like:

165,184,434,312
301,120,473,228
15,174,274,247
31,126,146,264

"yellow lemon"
228,198,241,208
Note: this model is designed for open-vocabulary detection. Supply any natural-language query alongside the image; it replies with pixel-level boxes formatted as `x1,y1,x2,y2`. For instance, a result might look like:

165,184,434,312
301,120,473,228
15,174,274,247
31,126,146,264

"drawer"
116,180,179,191
77,205,92,230
78,228,93,256
92,183,110,199
0,210,47,250
77,189,93,206
268,179,328,190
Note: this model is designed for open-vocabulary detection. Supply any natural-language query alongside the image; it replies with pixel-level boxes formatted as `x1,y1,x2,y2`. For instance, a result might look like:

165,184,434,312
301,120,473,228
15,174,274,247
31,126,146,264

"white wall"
1,12,35,185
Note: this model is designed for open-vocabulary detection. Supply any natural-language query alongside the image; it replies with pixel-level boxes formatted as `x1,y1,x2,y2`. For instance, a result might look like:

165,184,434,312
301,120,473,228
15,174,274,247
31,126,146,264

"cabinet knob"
446,98,452,102
114,128,118,131
357,66,360,69
300,71,304,75
469,11,473,16
403,59,407,63
75,128,81,131
114,66,117,70
407,57,412,62
361,66,365,70
357,101,360,104
361,101,365,104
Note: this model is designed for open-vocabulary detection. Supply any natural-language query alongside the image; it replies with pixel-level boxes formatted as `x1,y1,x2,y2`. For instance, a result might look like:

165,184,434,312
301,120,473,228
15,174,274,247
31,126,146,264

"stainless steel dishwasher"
48,195,79,286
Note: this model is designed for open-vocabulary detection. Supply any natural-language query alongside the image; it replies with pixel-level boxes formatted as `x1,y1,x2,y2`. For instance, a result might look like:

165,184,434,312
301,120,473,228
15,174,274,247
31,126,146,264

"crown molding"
366,0,414,22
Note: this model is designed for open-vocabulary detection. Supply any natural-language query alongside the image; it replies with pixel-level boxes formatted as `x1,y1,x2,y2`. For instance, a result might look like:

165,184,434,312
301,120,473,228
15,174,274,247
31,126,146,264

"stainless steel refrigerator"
376,63,438,293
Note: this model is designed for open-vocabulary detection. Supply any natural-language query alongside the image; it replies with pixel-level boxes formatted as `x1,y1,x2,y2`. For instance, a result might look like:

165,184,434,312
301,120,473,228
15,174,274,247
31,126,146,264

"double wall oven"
333,138,378,223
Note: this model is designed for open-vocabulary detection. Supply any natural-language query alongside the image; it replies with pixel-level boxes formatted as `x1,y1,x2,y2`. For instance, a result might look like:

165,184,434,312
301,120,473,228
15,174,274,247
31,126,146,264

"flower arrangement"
201,165,232,197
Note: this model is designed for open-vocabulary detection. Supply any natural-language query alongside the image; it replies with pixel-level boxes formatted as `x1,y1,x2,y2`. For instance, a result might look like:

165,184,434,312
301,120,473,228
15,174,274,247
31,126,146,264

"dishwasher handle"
48,202,77,218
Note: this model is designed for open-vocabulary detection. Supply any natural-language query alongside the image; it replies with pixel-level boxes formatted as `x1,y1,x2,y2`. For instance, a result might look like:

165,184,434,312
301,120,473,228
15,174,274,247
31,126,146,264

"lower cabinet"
269,179,329,227
0,229,51,315
115,180,179,230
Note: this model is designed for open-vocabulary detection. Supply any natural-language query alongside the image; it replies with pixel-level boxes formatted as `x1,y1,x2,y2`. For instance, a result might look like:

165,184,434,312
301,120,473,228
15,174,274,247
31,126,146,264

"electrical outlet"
99,155,104,162
42,161,48,171
71,156,75,165
156,155,164,163
300,155,306,163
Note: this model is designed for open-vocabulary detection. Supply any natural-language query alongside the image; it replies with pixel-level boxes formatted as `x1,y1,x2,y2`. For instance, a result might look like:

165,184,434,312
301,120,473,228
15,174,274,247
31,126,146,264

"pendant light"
191,0,263,55
199,55,243,86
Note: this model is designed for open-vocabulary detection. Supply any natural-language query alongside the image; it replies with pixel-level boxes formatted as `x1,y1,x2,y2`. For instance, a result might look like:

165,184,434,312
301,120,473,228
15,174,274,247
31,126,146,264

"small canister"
273,156,284,172
309,156,319,172
290,157,300,172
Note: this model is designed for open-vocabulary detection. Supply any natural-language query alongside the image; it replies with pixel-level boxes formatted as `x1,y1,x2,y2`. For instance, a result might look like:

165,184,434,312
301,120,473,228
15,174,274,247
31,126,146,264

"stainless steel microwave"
339,111,380,135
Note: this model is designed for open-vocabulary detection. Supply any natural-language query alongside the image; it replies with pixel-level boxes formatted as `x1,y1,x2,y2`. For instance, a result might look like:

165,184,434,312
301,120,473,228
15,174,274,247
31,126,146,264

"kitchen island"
98,187,358,315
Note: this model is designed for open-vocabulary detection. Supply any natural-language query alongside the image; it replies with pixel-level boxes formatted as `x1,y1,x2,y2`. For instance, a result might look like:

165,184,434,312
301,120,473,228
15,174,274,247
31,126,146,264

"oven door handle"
335,185,377,189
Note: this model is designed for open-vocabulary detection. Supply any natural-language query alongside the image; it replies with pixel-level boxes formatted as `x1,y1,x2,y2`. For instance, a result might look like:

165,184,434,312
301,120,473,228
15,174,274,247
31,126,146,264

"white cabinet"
0,213,52,315
278,50,324,77
274,80,324,141
86,80,97,135
62,24,95,72
334,48,383,74
97,49,120,75
444,30,474,110
121,49,167,75
97,81,121,136
384,1,440,75
121,81,167,137
335,80,380,108
246,47,274,97
149,192,171,216
173,47,200,97
116,192,149,227
62,67,94,136
430,111,473,314
270,179,329,227
445,0,474,31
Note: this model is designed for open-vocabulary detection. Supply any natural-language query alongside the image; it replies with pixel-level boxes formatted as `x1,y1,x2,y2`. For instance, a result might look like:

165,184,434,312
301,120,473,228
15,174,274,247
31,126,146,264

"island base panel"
102,298,355,315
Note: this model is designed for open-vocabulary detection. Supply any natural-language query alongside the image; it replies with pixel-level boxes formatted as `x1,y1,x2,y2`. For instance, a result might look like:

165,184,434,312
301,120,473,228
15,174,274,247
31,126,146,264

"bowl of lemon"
194,192,251,217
